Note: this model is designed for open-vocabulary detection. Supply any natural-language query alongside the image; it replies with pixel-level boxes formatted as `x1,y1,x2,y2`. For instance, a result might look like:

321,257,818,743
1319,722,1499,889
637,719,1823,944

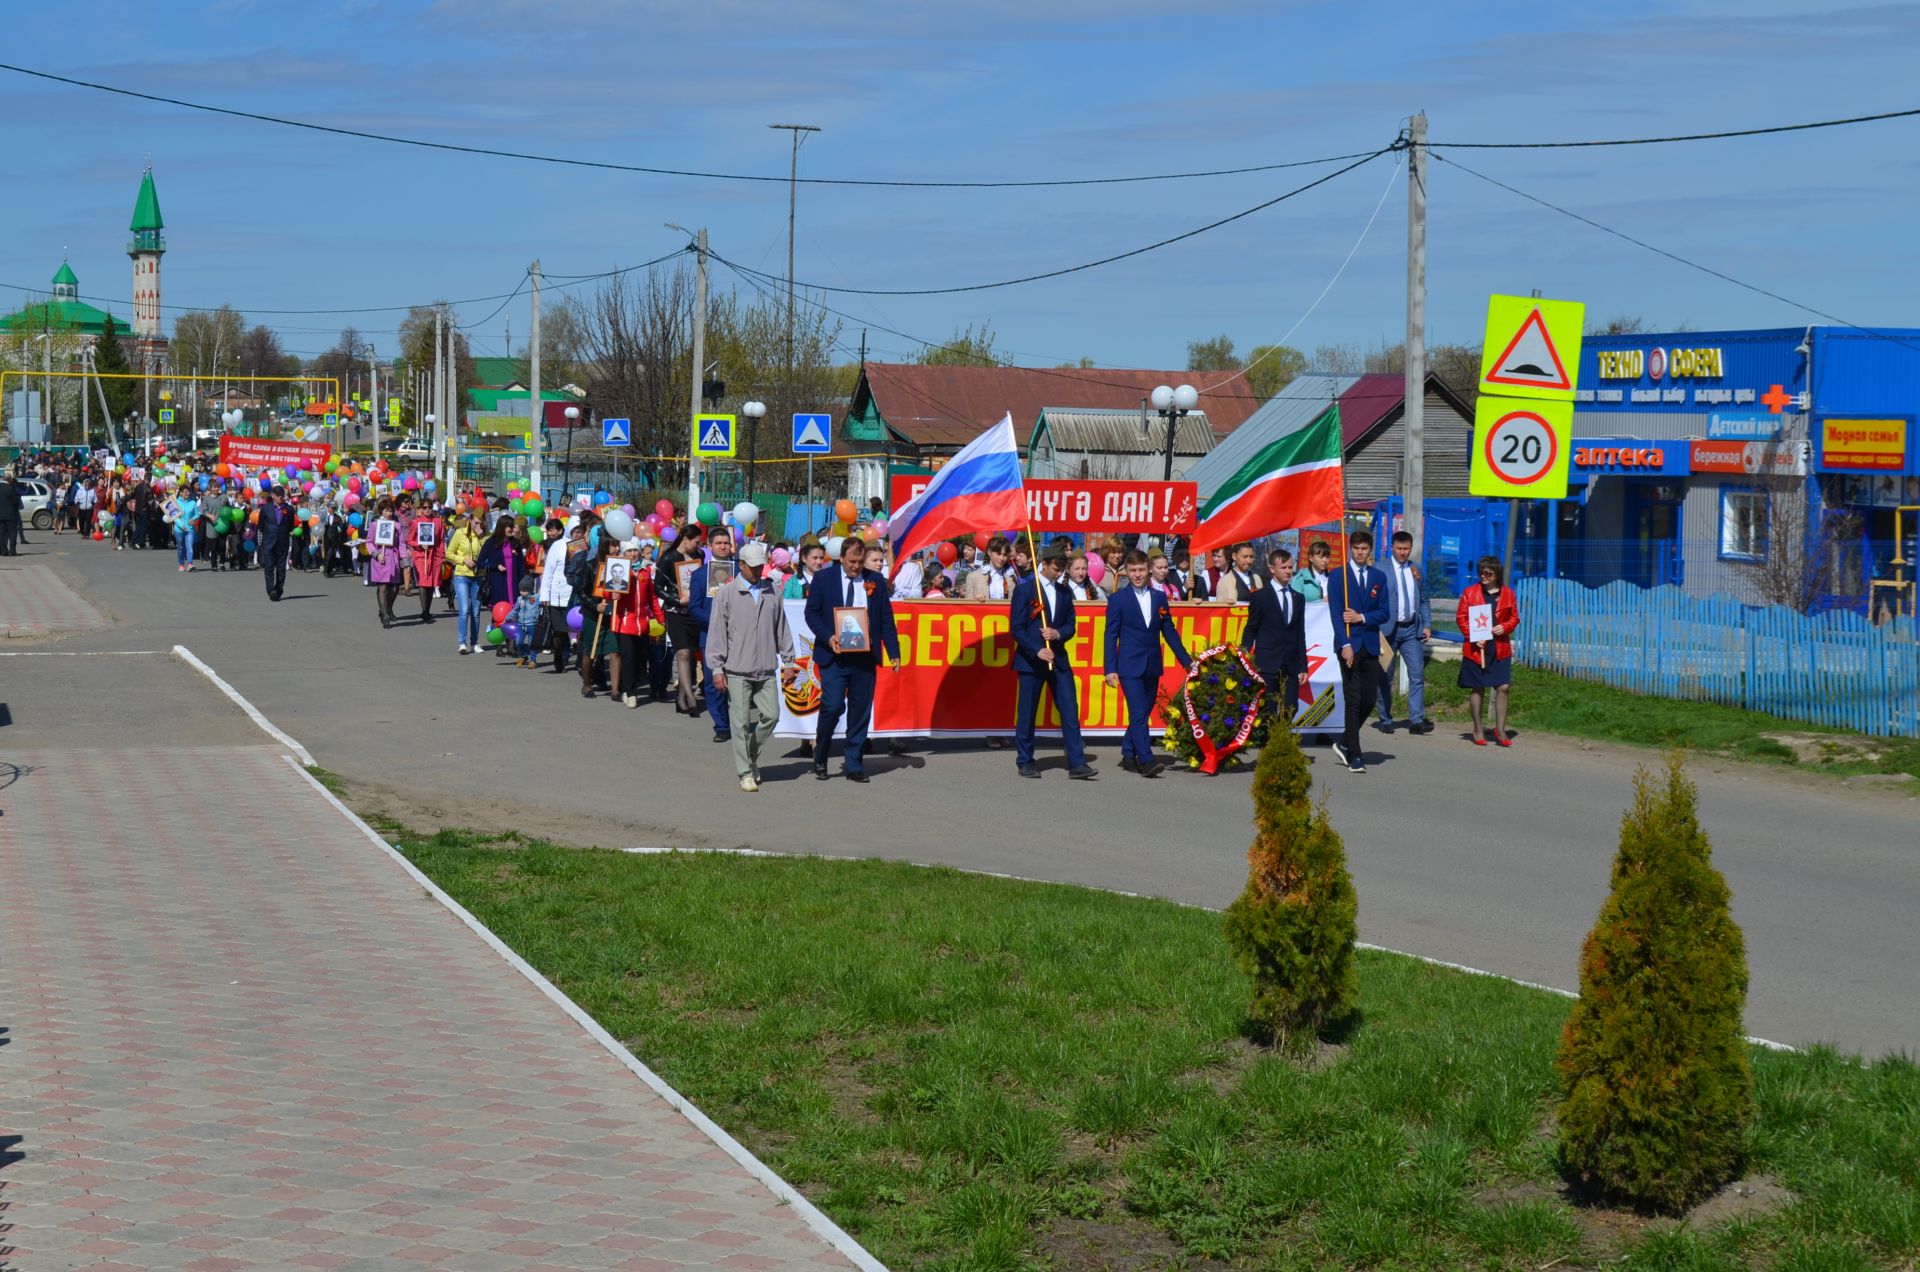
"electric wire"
712,149,1393,297
0,62,1380,190
1431,152,1920,357
1432,105,1920,149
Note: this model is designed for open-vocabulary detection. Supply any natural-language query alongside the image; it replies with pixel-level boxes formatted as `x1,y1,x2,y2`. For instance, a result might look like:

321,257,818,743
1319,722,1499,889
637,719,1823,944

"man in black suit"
803,536,902,783
1239,546,1309,726
1009,548,1096,780
0,473,20,556
257,486,296,602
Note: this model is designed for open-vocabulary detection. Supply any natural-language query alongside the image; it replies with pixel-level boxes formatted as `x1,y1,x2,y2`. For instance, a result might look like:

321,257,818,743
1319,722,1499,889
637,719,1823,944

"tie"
1282,591,1290,623
846,575,856,608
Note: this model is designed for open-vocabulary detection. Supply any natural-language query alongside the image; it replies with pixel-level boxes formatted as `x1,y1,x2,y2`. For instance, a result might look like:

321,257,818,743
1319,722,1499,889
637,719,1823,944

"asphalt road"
11,537,1918,1058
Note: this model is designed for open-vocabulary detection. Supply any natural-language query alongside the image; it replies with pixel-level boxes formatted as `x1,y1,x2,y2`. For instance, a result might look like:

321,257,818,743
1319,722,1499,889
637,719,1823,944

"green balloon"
524,497,545,519
484,626,506,646
695,502,721,527
528,525,546,544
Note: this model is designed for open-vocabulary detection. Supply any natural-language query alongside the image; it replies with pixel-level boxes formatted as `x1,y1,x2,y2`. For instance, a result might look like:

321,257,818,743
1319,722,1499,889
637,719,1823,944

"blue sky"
4,0,1917,369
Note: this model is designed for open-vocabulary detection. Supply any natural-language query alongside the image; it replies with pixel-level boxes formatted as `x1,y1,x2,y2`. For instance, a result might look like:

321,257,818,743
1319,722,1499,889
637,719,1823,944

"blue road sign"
694,414,736,458
791,413,833,454
602,417,631,447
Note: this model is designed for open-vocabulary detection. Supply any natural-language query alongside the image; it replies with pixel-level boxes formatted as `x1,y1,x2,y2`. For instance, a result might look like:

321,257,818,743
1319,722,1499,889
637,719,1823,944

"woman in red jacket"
1456,556,1521,747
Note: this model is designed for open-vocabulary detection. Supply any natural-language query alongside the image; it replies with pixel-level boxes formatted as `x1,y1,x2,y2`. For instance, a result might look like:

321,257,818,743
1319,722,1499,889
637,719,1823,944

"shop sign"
1689,439,1807,477
1706,413,1781,441
1819,418,1909,472
1567,437,1690,482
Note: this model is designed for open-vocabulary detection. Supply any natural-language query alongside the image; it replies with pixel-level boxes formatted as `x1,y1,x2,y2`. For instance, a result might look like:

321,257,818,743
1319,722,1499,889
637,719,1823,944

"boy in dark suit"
1104,550,1192,778
1239,546,1309,726
803,537,902,783
1010,548,1096,780
1322,531,1390,772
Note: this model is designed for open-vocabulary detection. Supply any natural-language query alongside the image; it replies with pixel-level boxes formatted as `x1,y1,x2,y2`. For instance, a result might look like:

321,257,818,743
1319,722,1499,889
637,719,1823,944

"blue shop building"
1505,325,1920,613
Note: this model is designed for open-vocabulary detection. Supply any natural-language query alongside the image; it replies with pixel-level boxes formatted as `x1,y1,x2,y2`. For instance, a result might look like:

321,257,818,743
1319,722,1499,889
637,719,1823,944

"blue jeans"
1377,622,1427,725
1015,667,1086,770
453,575,482,649
814,659,876,774
704,636,731,733
175,526,194,566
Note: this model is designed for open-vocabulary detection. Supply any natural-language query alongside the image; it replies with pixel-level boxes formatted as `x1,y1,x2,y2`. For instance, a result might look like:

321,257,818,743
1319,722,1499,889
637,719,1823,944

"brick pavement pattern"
0,746,866,1271
0,563,108,638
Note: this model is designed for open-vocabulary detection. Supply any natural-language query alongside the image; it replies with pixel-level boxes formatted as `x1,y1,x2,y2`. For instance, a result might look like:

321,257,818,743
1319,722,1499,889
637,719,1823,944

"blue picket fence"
1513,578,1920,738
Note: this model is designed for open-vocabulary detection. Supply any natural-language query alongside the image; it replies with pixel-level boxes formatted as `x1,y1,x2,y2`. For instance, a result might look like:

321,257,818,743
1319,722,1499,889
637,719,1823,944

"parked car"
394,435,432,460
17,478,54,530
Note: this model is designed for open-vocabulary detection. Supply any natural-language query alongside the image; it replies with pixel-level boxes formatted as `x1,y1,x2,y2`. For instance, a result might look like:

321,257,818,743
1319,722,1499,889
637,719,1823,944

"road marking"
284,756,888,1272
172,644,316,766
0,649,163,656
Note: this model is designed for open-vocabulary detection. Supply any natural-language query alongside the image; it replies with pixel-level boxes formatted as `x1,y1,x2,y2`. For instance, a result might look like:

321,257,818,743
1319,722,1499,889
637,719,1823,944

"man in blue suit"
1321,531,1390,772
256,486,295,602
1375,529,1434,735
804,536,902,783
1239,547,1309,726
1104,549,1192,779
688,527,736,744
1010,548,1097,780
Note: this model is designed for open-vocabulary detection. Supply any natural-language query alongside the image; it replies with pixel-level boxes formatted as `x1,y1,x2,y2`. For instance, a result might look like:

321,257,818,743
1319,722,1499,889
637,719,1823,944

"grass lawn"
390,826,1919,1272
1418,661,1920,783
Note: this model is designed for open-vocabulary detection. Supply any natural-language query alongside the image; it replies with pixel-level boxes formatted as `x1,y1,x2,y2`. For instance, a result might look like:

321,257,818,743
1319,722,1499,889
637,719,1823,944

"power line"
713,149,1393,297
1431,152,1920,357
1433,105,1920,149
0,61,1381,191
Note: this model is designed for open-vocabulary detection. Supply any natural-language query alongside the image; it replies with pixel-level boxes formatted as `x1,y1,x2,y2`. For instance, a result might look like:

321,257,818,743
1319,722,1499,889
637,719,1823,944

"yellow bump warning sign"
1479,294,1584,402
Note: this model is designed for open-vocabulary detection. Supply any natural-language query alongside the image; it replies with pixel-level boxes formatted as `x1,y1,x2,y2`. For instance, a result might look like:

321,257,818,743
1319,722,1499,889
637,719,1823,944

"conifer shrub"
1555,754,1754,1212
1221,726,1358,1041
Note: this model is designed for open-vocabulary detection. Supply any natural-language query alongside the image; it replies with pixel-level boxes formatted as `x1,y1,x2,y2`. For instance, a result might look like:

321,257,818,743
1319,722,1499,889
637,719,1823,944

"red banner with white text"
888,476,1199,536
777,599,1342,738
218,435,333,470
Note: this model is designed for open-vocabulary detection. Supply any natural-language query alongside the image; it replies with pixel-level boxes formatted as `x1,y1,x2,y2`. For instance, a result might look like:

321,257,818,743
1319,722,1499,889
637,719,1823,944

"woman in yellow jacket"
447,513,486,654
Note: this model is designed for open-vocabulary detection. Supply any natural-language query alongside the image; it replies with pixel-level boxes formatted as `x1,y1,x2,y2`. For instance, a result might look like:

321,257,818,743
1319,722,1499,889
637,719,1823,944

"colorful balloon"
654,498,675,519
695,502,720,527
835,498,858,524
601,510,635,541
565,606,585,633
936,542,958,567
732,501,758,526
484,626,506,646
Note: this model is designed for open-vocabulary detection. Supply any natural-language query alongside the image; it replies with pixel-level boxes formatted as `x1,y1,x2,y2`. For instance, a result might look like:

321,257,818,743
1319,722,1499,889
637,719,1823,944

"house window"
1718,487,1768,562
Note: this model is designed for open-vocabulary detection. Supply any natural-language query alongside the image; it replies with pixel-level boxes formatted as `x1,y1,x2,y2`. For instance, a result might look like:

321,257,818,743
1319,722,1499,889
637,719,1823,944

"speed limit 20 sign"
1469,398,1574,499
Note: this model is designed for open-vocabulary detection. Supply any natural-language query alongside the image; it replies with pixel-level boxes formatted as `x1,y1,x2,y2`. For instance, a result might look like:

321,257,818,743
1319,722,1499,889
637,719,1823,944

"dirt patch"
1684,1174,1792,1230
1038,1217,1232,1272
336,769,708,852
1763,731,1888,765
816,1053,882,1127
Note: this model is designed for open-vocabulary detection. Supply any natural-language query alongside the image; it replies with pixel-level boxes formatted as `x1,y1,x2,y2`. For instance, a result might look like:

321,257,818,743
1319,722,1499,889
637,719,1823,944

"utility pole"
768,123,820,503
688,228,709,512
528,259,543,496
370,342,381,461
1403,112,1427,556
433,308,445,490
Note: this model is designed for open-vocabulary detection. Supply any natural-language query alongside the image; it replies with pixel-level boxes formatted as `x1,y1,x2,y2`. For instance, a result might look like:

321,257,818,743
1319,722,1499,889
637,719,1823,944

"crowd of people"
6,448,1524,784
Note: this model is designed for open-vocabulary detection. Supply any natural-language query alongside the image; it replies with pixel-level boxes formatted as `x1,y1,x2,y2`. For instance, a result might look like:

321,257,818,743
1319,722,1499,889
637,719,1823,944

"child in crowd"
510,575,543,668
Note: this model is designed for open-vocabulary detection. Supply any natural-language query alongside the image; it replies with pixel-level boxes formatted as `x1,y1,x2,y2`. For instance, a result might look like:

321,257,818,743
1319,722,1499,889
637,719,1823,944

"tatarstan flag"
1188,404,1344,551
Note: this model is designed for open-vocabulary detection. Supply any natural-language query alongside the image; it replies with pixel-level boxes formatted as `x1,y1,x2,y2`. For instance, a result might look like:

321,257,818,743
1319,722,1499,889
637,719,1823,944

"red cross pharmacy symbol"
1761,384,1792,414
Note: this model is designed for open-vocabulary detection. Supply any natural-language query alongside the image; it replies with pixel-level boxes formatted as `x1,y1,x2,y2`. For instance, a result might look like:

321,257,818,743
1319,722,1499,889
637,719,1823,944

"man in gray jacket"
706,541,796,792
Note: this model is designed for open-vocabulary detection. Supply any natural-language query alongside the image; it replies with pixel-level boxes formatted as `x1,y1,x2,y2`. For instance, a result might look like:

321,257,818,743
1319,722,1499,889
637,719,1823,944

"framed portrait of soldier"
834,606,872,653
413,518,438,548
603,557,633,594
372,519,398,548
706,559,736,596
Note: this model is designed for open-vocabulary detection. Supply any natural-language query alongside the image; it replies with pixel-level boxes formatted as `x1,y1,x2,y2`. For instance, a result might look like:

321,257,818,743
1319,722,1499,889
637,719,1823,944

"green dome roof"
130,168,164,232
52,261,78,287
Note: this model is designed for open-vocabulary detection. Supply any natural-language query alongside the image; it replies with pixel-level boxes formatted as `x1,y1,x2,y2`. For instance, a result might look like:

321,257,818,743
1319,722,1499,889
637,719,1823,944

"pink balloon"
654,499,675,519
344,492,361,508
770,547,791,567
621,504,636,518
872,518,889,537
1087,555,1106,583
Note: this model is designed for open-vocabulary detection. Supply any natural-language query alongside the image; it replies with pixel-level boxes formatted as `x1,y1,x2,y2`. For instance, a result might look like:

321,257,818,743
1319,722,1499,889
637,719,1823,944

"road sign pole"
806,455,814,535
688,229,708,513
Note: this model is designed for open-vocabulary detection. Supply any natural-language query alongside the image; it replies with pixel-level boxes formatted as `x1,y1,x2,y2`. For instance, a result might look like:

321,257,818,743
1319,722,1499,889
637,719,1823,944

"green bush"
1221,727,1358,1040
1555,754,1754,1212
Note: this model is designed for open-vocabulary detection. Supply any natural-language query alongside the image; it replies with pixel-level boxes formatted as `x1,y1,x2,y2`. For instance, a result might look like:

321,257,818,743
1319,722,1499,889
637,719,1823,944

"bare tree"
1752,471,1860,613
576,265,696,488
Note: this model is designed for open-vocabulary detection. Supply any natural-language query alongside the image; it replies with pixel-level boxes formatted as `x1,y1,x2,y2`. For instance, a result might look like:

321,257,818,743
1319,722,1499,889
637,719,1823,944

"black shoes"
846,771,870,783
1018,765,1042,779
1410,720,1435,735
713,730,732,744
813,763,830,780
1119,757,1139,773
1068,765,1098,780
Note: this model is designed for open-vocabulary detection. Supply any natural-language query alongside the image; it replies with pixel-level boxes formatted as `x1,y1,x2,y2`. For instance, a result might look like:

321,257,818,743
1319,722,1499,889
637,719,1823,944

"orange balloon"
834,498,858,524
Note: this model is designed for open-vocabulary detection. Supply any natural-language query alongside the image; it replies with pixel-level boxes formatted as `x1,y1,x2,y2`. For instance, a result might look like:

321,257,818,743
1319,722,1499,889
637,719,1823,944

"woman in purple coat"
365,497,405,628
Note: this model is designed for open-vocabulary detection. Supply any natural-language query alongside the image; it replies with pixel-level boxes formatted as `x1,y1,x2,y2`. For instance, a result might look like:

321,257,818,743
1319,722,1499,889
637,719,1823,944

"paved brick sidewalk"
0,563,108,638
0,746,870,1271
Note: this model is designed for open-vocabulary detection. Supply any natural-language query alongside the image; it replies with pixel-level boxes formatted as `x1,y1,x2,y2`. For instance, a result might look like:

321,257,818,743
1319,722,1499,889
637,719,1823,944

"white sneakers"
458,644,471,655
739,775,759,793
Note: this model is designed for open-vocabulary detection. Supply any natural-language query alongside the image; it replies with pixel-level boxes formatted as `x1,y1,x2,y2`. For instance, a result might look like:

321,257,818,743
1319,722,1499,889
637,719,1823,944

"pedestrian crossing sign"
158,408,175,424
324,412,339,427
694,414,737,458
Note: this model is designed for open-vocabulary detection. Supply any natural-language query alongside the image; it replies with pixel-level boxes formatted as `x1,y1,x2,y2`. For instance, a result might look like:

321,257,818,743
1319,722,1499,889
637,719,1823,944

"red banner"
889,476,1199,535
777,599,1343,739
218,435,333,470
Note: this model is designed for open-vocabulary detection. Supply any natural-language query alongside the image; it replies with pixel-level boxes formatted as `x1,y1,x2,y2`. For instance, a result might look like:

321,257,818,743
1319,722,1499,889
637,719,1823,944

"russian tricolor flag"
887,412,1026,573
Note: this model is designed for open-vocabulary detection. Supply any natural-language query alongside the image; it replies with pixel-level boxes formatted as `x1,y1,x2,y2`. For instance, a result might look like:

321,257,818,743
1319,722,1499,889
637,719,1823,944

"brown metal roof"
858,362,1265,448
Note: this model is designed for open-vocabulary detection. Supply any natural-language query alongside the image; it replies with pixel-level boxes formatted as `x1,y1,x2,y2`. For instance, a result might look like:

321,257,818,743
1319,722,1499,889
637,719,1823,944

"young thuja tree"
1555,754,1753,1212
1221,726,1357,1041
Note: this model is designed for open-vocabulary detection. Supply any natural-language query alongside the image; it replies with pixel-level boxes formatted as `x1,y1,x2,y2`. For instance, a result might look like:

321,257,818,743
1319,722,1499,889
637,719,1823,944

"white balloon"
601,509,636,541
824,536,844,559
732,501,758,526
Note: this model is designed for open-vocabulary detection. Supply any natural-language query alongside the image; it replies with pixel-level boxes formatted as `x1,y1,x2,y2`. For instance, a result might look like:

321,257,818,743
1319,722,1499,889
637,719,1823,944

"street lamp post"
562,405,580,500
1149,383,1199,481
741,399,766,502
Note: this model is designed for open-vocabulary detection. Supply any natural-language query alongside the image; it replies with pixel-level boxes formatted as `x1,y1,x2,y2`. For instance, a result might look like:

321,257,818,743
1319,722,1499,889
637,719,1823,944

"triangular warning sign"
700,421,730,449
795,418,828,449
1485,308,1572,392
603,419,629,445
